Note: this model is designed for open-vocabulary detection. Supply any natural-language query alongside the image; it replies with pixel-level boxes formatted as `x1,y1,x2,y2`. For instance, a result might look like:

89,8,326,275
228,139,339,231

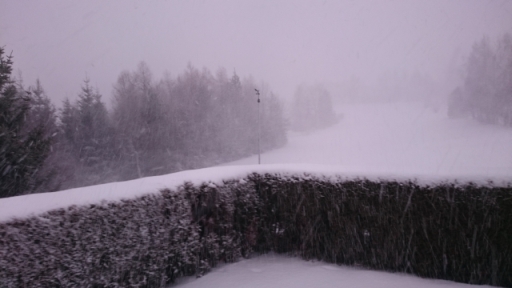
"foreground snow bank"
0,164,509,222
173,254,494,288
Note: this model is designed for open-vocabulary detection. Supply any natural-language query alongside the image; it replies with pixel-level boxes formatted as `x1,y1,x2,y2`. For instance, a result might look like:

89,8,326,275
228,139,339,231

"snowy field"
225,102,512,178
173,254,492,288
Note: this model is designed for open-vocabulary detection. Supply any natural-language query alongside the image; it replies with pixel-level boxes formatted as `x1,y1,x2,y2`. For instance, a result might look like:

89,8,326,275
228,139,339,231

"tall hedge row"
250,174,512,286
0,173,511,287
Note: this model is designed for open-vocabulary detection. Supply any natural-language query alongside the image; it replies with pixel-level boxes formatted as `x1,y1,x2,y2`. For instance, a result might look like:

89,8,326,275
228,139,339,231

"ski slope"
224,102,512,178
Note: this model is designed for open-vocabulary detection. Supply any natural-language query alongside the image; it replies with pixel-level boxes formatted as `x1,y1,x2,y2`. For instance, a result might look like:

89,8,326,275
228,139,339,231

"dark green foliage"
75,79,111,162
58,79,116,188
0,48,57,198
0,48,12,89
1,173,511,287
26,80,64,193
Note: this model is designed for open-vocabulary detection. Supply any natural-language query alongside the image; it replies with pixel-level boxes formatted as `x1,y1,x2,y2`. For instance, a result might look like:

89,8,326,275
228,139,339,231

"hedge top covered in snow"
1,164,510,223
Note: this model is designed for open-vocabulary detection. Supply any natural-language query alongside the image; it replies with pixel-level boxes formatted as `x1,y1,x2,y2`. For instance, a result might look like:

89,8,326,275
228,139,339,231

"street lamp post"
255,88,261,164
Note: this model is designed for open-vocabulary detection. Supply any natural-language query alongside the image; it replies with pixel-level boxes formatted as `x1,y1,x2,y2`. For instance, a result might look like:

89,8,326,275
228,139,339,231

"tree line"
290,84,339,132
449,33,512,125
0,48,287,198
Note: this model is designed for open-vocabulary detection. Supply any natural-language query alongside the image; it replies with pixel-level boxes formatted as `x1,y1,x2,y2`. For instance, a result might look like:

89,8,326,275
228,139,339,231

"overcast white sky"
1,0,511,106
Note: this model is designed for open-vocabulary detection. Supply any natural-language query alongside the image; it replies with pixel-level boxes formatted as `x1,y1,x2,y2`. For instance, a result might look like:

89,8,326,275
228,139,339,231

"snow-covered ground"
225,102,512,178
173,254,493,288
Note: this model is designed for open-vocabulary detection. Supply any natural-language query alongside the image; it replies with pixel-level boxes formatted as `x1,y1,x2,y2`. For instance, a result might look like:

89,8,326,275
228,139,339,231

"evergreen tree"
0,48,55,197
60,97,78,146
25,79,63,192
57,79,114,188
75,79,111,166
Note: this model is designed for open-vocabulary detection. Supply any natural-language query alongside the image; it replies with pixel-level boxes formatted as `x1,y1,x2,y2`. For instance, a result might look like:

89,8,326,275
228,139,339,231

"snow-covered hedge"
1,169,511,287
0,180,259,287
252,174,512,287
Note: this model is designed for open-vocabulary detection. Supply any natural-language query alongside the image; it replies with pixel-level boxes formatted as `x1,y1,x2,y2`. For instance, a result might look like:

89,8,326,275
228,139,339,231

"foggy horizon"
2,0,512,106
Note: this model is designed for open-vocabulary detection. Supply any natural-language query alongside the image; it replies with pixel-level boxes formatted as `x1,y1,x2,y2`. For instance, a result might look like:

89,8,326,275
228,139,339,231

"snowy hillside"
1,101,510,288
2,102,510,222
225,102,512,177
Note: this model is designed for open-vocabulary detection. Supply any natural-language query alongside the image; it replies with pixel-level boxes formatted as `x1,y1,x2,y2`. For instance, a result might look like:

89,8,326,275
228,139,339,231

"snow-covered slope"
225,102,512,178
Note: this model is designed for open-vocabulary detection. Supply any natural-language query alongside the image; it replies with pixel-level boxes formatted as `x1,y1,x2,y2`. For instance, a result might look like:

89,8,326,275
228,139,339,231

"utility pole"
255,88,261,164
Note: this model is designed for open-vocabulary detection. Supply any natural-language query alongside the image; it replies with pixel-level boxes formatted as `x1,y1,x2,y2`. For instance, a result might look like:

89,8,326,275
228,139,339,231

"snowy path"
224,102,512,177
173,254,493,288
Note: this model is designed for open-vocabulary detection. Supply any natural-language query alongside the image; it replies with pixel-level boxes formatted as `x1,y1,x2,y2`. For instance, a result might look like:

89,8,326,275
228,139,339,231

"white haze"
224,102,512,177
1,0,512,105
2,2,512,286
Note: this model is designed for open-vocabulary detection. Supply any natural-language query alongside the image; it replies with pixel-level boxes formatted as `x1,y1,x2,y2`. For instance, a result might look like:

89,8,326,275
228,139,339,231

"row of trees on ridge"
0,48,287,197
